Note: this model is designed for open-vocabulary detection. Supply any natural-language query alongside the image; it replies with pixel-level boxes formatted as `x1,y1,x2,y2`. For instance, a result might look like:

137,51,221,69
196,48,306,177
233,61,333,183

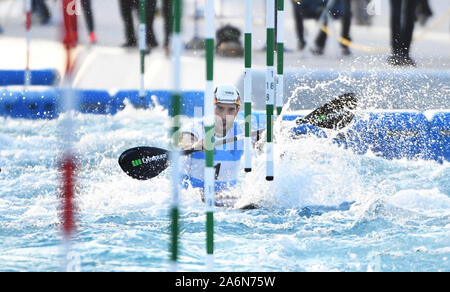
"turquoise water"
0,105,449,271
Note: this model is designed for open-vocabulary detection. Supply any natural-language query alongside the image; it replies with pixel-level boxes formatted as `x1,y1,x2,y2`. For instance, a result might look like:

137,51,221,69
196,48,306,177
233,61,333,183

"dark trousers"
315,0,352,49
417,0,432,18
119,0,157,46
292,1,306,45
390,0,418,57
81,0,95,33
161,0,172,47
292,0,352,48
32,0,51,23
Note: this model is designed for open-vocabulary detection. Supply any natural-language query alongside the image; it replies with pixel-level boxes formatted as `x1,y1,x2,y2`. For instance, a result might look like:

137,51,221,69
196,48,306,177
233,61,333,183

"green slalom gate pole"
139,0,146,99
276,0,284,116
205,0,215,271
266,0,275,181
169,0,182,272
244,0,252,173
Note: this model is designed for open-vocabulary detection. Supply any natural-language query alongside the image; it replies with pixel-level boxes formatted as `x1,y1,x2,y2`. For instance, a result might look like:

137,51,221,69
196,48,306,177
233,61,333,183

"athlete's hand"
192,139,205,151
179,133,202,151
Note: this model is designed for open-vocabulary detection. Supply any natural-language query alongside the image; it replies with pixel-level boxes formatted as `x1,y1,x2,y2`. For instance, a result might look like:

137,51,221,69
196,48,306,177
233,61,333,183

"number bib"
181,122,244,191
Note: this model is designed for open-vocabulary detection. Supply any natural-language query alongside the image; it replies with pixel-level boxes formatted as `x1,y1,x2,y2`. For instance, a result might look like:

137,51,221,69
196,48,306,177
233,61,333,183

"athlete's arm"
179,132,204,151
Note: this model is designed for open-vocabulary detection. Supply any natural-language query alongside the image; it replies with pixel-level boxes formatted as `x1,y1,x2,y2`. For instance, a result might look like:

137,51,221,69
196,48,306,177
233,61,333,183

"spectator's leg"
400,0,418,59
40,0,51,24
340,0,352,55
421,0,433,17
32,0,38,15
313,18,327,54
32,0,51,24
389,0,402,57
292,1,306,50
146,0,158,48
163,0,172,49
81,0,95,33
416,0,433,25
119,0,136,46
341,0,351,45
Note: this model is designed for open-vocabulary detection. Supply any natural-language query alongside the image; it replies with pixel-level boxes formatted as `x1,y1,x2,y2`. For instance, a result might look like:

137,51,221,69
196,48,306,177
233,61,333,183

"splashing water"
0,103,449,271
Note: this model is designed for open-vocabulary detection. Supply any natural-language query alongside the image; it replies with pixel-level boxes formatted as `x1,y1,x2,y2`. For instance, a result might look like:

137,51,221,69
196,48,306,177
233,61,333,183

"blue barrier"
114,90,170,110
77,90,116,115
0,89,60,119
338,118,370,155
429,112,450,163
0,89,114,119
0,89,448,162
290,123,328,138
113,90,204,117
349,112,431,160
0,69,59,86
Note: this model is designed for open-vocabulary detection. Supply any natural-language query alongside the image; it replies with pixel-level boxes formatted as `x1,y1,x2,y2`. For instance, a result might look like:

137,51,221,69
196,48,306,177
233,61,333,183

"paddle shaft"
182,128,265,156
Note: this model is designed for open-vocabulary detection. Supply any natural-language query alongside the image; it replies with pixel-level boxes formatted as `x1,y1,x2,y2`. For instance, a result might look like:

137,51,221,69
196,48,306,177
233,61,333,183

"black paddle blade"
297,93,357,130
118,147,170,180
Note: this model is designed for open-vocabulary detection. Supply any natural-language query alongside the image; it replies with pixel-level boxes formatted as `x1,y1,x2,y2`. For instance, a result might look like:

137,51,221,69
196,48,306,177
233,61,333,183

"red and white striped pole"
25,0,31,87
60,0,79,272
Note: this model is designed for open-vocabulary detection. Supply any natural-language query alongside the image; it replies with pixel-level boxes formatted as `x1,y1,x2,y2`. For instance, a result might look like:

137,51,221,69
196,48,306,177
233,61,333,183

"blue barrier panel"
76,90,115,115
429,112,450,162
0,89,115,119
343,119,370,155
113,90,171,110
114,90,203,117
182,91,203,117
290,123,328,138
114,90,150,109
353,112,431,160
0,69,59,86
282,115,299,122
0,89,60,119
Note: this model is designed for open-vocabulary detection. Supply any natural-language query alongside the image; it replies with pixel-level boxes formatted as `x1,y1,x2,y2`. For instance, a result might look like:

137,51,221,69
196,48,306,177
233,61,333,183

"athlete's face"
215,103,240,135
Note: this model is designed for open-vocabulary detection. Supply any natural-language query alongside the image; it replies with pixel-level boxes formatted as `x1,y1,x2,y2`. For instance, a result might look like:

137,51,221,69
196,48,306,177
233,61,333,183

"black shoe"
310,46,324,56
341,46,351,56
402,56,416,67
387,55,416,67
121,41,137,48
298,41,306,51
40,16,51,25
387,55,403,66
147,39,159,49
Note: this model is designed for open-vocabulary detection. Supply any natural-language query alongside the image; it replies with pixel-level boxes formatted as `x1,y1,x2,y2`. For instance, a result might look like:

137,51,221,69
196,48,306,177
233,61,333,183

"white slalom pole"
244,0,252,173
276,0,284,116
25,0,31,87
266,0,275,181
204,0,215,271
139,0,146,99
169,0,182,272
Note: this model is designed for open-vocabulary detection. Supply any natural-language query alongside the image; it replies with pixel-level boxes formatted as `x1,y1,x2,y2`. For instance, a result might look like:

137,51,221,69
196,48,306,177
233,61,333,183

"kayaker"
179,84,245,192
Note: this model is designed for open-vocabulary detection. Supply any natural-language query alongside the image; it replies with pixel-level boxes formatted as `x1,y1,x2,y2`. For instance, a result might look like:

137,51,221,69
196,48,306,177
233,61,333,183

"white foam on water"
387,188,450,216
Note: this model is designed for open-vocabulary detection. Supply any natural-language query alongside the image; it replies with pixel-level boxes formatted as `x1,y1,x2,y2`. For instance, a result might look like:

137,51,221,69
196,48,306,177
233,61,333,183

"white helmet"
214,84,241,106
